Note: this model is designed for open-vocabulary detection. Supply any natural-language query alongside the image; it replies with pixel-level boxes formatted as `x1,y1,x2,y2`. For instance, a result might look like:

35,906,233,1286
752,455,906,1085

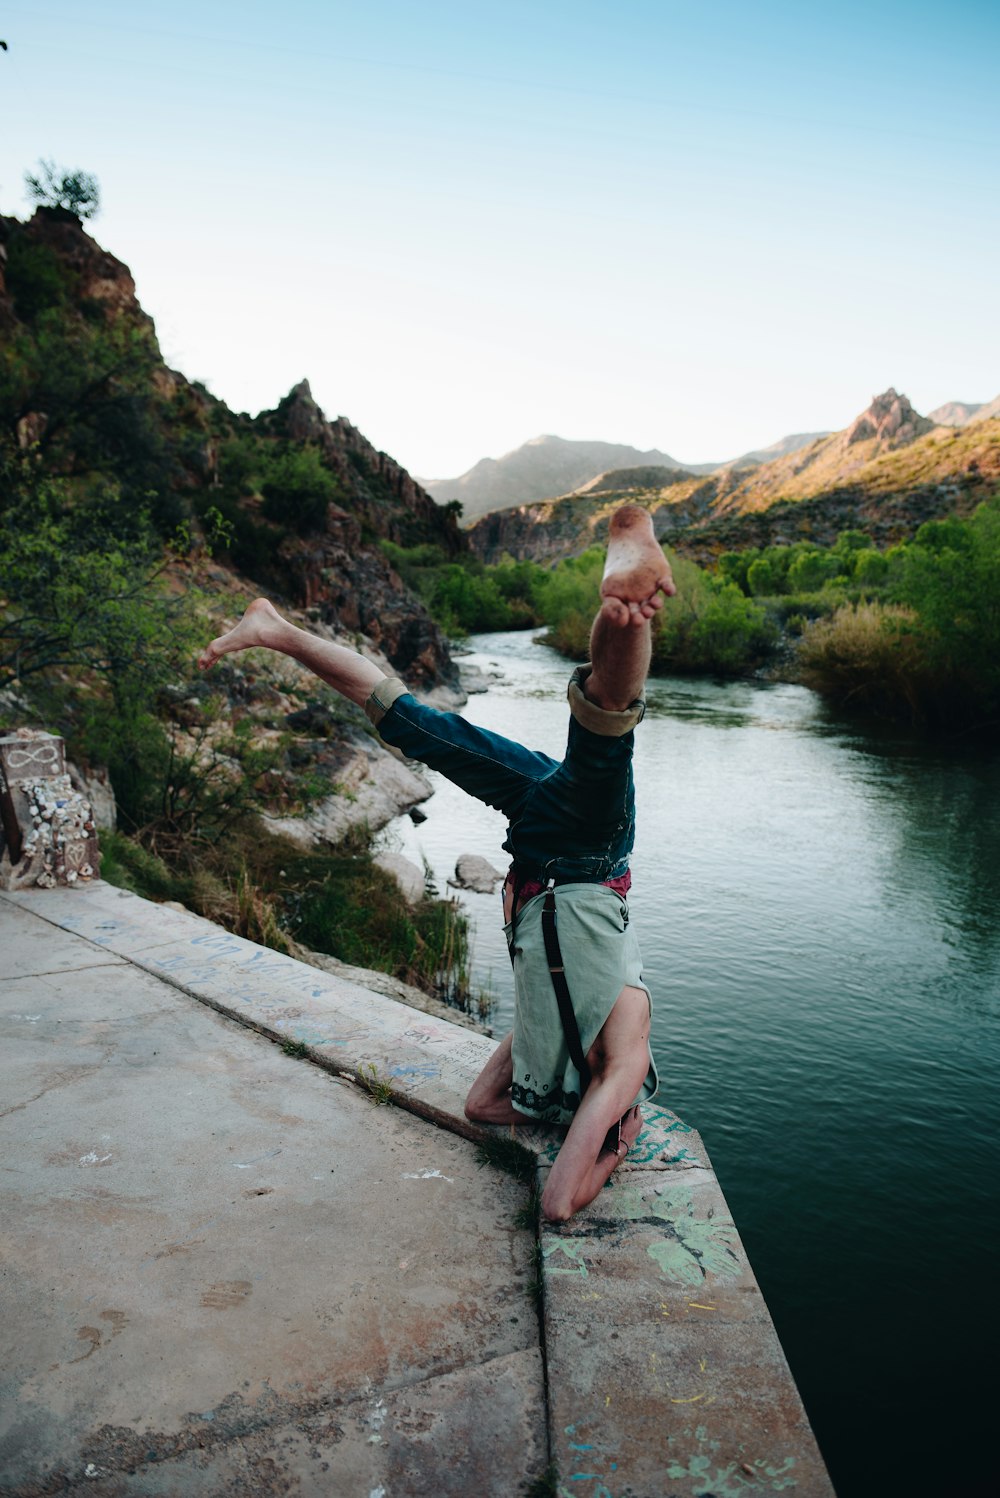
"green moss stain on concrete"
617,1184,741,1286
666,1423,799,1495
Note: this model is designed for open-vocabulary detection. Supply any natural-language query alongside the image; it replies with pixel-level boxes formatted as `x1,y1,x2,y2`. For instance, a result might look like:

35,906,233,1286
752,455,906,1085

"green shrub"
852,549,889,588
4,232,72,321
796,602,933,719
890,495,1000,714
787,549,838,593
261,443,337,533
285,846,471,1001
746,557,776,596
652,555,776,674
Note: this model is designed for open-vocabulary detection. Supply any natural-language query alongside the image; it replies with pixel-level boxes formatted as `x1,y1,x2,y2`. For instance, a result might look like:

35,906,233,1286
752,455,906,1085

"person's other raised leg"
198,598,383,706
585,505,675,712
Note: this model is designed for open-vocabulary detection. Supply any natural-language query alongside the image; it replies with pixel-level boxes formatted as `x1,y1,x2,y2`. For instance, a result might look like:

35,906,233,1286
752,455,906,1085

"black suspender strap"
541,887,592,1092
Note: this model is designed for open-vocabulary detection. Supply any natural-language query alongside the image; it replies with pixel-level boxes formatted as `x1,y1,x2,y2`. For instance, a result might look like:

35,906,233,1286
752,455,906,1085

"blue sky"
2,0,998,476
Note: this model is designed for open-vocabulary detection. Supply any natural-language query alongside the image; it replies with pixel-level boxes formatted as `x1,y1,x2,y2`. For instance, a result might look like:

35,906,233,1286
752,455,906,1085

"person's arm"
540,1080,643,1222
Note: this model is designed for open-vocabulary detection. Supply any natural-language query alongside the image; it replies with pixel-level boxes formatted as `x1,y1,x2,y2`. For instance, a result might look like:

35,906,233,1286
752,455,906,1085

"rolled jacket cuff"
364,676,410,727
567,665,645,737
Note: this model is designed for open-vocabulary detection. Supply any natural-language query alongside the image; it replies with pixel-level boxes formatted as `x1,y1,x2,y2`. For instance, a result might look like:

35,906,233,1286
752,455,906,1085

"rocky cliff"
0,208,464,697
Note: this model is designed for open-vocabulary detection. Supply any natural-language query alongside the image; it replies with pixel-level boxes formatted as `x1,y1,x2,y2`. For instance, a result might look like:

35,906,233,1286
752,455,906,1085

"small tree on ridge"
24,159,101,220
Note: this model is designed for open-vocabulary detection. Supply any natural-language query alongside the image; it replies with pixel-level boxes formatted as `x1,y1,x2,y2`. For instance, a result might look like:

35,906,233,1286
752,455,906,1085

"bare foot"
197,598,287,671
622,1104,643,1151
600,505,676,627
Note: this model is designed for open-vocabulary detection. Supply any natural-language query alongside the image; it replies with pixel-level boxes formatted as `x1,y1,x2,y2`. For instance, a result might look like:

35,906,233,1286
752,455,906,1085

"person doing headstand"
198,503,675,1222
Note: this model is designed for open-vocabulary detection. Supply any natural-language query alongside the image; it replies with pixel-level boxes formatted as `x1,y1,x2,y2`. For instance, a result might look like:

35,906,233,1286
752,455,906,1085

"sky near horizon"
2,0,998,478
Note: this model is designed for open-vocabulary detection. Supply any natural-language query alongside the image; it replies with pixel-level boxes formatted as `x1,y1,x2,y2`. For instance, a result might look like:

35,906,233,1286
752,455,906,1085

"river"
384,628,1000,1498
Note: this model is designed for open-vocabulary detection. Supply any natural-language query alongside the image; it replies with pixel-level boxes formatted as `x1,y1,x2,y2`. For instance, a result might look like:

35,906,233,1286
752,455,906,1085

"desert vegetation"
385,497,1000,730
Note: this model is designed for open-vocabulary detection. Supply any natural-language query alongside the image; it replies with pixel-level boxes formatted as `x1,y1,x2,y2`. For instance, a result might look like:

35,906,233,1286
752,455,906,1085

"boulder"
450,853,505,894
373,852,426,905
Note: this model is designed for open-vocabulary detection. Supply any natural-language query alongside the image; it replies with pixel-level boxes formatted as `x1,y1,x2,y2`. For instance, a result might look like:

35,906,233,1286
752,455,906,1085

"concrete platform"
1,883,836,1496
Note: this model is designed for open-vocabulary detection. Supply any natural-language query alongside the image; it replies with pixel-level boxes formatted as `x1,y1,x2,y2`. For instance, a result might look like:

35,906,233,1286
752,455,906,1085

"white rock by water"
450,854,505,893
374,852,426,904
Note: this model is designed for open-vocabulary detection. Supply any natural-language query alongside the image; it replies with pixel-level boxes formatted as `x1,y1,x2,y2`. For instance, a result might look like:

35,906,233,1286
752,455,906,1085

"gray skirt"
508,883,659,1125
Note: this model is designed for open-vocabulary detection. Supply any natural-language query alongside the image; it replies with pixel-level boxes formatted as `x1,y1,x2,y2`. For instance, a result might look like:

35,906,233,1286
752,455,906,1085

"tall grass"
100,820,473,1002
796,603,936,720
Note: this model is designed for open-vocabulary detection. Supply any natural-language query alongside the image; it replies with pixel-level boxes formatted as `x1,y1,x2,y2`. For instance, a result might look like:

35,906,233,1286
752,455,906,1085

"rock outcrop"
274,380,456,550
450,854,505,894
844,388,934,448
256,381,464,694
0,209,465,700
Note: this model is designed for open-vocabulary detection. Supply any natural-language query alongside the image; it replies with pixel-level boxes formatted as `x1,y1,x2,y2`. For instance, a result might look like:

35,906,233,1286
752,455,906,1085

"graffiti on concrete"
617,1183,742,1286
666,1421,799,1495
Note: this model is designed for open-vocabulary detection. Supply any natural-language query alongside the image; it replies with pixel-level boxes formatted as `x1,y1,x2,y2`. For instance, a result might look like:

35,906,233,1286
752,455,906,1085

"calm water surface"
386,629,1000,1498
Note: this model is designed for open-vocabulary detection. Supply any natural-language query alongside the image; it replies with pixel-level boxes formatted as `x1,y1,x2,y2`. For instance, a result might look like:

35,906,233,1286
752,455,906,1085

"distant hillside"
574,466,695,496
424,429,841,522
469,389,1000,565
927,400,984,426
724,431,832,467
970,394,1000,424
421,435,694,520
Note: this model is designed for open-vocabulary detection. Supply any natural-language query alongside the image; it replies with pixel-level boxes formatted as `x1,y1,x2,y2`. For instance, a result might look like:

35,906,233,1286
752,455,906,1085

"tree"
260,443,337,533
24,159,100,220
852,549,888,588
746,557,776,596
787,549,836,593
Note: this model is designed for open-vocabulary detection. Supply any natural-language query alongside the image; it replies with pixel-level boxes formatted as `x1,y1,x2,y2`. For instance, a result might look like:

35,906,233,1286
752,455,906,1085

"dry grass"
795,602,938,719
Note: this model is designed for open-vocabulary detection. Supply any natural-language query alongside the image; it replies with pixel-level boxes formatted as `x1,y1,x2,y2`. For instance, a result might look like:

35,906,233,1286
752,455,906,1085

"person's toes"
602,596,630,626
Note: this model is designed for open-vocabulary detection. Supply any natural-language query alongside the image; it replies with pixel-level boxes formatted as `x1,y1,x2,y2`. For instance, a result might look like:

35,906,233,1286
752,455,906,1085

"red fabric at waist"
504,866,631,919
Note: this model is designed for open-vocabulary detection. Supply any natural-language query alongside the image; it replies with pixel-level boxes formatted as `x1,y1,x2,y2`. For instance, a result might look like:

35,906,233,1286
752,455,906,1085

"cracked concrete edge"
532,1168,838,1495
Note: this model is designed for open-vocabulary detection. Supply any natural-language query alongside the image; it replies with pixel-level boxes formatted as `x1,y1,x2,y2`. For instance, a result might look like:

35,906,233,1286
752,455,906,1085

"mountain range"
467,388,1000,567
422,431,835,521
420,437,696,521
424,399,999,524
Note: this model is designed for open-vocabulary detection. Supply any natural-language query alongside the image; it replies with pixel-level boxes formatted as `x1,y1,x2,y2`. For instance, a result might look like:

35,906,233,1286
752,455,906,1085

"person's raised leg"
585,505,674,711
198,599,383,706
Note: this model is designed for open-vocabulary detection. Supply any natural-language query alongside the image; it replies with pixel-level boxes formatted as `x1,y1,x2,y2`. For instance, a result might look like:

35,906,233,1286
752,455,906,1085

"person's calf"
463,1091,535,1127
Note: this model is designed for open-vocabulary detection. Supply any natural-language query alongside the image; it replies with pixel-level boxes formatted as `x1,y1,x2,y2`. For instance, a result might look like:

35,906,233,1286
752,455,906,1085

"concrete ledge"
539,1165,836,1496
3,881,836,1495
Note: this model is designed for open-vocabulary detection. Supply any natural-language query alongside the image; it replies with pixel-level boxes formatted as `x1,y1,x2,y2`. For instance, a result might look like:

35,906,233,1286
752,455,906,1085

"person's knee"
464,1092,486,1122
541,1180,574,1223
